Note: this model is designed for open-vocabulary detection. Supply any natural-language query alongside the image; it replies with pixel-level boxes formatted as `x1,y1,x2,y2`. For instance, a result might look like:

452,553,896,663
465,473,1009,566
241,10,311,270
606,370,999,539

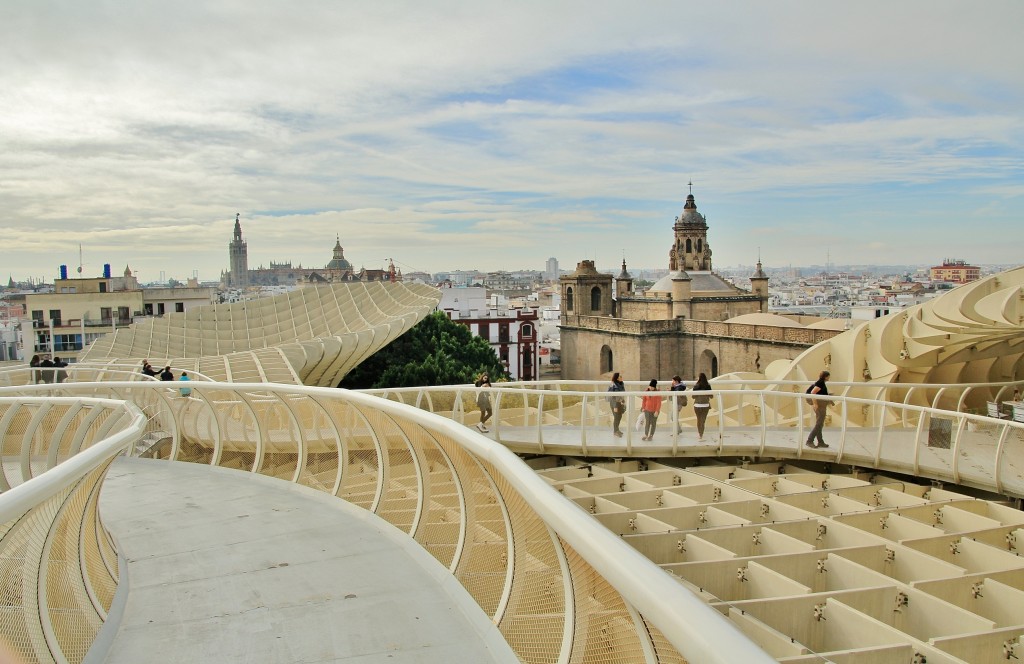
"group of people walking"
608,372,714,441
142,360,192,397
469,368,832,446
608,369,832,446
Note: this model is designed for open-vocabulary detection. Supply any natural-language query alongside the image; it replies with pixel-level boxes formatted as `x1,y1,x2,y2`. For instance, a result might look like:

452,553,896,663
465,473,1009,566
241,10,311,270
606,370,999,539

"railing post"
624,393,633,455
670,393,679,456
492,390,501,441
758,392,767,456
957,387,971,413
536,392,545,454
797,395,805,459
951,415,967,484
836,398,848,463
716,391,725,454
580,394,588,455
993,424,1011,495
874,401,886,467
912,408,927,476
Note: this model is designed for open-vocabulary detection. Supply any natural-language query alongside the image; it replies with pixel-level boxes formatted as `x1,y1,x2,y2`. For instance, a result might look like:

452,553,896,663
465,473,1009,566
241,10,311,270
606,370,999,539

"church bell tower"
668,185,712,272
229,213,249,288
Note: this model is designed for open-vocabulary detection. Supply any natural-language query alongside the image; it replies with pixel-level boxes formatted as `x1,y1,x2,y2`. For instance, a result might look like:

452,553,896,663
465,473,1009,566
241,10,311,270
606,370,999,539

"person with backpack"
805,370,831,448
670,375,688,434
607,372,625,437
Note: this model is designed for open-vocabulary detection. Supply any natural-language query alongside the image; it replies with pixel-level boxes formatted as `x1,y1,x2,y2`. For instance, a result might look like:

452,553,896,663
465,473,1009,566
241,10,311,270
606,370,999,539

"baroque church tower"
668,187,712,272
228,213,249,288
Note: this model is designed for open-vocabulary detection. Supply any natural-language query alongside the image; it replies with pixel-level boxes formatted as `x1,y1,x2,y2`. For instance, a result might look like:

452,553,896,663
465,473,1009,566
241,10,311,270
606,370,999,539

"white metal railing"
0,365,217,388
362,381,1024,499
0,397,146,664
452,377,1024,414
5,378,1024,661
0,381,774,664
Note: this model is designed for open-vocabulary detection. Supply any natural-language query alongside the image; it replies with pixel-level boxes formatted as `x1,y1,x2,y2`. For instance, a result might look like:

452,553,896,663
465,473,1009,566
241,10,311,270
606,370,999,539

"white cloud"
0,1,1022,280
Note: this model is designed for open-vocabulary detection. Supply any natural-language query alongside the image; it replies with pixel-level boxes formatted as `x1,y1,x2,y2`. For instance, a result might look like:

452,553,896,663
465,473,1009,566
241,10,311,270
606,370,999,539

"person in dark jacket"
607,372,626,437
53,356,68,384
805,370,831,448
160,366,174,381
670,375,688,434
39,355,55,384
29,355,40,384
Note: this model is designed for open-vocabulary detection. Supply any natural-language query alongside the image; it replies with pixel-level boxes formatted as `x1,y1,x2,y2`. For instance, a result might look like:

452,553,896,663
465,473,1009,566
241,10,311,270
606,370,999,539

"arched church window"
566,287,574,311
697,239,702,253
686,238,692,253
590,286,602,312
600,345,613,374
521,324,533,338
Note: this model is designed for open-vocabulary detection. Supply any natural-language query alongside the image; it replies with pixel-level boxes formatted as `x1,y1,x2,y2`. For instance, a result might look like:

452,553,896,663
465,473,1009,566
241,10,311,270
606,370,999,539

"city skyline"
2,2,1022,283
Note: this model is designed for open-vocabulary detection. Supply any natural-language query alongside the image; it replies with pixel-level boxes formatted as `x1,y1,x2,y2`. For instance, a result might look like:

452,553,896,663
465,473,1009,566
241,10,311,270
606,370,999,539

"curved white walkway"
96,457,517,663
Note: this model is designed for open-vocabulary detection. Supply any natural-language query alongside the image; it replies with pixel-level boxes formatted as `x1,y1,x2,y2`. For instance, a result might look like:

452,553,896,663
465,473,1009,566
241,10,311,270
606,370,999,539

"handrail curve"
0,397,146,664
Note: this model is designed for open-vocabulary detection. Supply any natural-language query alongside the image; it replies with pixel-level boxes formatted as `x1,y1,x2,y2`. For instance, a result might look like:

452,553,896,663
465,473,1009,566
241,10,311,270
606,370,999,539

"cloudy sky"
2,1,1021,283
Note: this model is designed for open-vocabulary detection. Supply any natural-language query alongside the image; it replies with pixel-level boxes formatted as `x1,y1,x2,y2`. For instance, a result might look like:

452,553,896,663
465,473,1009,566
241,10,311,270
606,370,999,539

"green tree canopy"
337,311,506,389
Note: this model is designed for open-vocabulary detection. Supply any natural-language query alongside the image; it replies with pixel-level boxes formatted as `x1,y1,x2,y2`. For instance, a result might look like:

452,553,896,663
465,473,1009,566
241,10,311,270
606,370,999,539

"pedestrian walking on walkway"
474,373,492,433
641,379,662,441
692,373,713,441
670,375,687,434
805,370,831,448
607,372,625,437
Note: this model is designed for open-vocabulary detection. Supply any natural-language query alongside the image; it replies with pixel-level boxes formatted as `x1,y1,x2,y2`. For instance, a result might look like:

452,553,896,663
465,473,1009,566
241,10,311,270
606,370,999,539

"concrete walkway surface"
95,457,517,663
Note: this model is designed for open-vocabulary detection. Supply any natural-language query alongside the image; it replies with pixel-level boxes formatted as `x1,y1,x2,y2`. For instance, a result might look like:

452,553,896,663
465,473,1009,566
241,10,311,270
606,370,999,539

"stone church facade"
559,193,834,380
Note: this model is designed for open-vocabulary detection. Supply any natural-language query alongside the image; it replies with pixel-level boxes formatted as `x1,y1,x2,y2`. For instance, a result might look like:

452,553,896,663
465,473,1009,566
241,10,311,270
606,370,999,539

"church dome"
675,194,707,227
648,271,689,293
648,270,737,294
327,237,352,270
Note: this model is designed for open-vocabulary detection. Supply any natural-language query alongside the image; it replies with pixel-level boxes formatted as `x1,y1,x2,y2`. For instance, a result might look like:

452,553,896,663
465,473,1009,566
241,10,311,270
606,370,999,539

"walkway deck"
484,422,1024,498
96,457,517,663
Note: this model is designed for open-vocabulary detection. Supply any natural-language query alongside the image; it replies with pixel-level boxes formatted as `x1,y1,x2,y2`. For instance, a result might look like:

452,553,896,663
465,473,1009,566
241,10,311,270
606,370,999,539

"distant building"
438,286,539,380
20,266,215,363
545,257,559,282
559,191,835,380
929,259,980,284
0,297,25,361
222,215,400,287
